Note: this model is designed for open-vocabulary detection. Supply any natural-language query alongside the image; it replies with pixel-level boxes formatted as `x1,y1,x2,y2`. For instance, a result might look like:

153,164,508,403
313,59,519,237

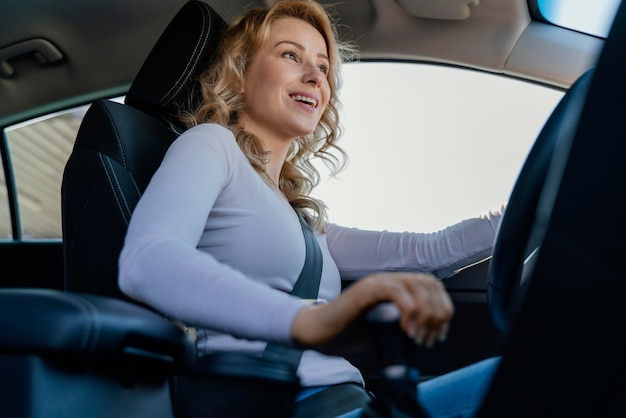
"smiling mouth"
290,94,318,108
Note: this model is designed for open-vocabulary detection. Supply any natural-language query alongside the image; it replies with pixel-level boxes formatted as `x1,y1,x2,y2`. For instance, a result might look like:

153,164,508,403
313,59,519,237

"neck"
265,144,290,186
239,120,294,185
245,135,294,185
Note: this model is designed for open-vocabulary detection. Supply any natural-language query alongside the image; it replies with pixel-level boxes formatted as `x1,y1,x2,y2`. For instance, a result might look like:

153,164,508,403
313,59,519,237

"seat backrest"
61,1,227,301
479,1,626,416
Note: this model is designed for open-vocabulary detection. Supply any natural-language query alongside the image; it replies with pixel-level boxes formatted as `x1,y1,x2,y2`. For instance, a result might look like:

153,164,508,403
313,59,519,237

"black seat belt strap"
263,212,323,368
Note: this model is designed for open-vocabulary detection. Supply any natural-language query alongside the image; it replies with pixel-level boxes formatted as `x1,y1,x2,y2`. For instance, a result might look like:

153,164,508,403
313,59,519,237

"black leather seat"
62,0,226,303
0,289,195,417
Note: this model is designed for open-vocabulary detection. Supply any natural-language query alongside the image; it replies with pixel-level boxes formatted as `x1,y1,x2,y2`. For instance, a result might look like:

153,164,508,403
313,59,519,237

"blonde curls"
178,0,358,231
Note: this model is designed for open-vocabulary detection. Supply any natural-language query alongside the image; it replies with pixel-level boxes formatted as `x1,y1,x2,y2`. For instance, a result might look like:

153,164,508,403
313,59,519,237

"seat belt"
263,213,374,417
262,212,323,368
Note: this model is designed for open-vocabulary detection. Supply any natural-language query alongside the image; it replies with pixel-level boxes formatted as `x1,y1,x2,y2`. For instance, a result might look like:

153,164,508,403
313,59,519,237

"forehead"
266,16,328,55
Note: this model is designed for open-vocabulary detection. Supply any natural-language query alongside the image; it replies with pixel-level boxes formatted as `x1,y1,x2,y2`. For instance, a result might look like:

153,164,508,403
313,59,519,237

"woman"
118,0,503,416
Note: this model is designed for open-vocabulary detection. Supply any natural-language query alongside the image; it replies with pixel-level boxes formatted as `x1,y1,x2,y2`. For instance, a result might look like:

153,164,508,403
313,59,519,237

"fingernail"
414,328,426,346
407,322,416,339
438,324,449,343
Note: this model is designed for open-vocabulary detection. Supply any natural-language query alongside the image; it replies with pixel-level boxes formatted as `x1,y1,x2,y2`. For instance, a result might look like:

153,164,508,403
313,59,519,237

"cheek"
321,83,332,111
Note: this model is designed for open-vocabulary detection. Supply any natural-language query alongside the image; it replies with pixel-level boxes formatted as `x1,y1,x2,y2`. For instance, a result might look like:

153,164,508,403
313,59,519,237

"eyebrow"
275,40,329,61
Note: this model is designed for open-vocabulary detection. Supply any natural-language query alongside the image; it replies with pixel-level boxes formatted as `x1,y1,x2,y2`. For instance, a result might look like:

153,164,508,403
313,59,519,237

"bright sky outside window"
538,0,621,37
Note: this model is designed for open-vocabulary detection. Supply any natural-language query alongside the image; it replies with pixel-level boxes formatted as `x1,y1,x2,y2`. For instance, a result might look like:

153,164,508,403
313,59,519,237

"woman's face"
239,17,330,144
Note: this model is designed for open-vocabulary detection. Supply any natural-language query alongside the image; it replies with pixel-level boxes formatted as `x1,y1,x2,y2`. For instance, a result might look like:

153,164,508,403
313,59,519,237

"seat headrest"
125,0,227,123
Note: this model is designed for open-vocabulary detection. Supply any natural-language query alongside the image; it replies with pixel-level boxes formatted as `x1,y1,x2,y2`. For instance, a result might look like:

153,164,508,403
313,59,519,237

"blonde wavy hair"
178,0,357,231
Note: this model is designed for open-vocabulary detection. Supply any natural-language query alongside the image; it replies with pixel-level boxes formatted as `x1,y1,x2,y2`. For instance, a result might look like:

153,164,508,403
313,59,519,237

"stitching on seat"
160,3,211,105
101,102,128,168
99,154,130,225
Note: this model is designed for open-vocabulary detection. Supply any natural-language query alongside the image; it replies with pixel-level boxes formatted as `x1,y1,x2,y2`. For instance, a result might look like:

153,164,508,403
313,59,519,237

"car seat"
61,0,225,304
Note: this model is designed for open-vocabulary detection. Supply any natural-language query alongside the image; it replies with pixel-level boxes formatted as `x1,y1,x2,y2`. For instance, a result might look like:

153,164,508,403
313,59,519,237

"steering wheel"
487,69,594,333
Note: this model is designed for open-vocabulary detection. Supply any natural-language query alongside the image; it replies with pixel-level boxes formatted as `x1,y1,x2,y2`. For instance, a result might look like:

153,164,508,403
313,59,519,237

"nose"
303,62,323,87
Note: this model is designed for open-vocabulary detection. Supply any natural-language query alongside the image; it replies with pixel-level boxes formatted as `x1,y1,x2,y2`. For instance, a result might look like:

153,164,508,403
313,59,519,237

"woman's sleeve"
326,203,506,279
118,124,303,344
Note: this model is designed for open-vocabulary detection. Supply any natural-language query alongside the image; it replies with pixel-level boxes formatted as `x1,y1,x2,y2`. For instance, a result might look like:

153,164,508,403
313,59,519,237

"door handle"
0,38,64,78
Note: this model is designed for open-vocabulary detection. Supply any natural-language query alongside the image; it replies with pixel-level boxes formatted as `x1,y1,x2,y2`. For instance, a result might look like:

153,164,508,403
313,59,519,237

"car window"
1,64,564,240
3,108,86,239
312,62,564,232
0,152,9,238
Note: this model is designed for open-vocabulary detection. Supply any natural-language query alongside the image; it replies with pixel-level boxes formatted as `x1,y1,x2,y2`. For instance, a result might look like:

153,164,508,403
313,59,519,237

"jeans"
417,356,501,417
296,356,501,418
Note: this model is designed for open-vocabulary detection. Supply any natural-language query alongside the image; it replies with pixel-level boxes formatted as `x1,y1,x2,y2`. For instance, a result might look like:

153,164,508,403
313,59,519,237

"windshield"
537,0,621,37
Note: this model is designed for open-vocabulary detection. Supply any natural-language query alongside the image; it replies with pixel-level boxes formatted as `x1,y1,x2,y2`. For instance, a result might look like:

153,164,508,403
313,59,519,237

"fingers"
295,272,454,349
413,274,453,347
363,272,454,348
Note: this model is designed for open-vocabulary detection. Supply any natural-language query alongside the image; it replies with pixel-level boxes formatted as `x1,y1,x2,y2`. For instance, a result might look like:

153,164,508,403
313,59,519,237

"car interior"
479,1,626,413
1,0,625,416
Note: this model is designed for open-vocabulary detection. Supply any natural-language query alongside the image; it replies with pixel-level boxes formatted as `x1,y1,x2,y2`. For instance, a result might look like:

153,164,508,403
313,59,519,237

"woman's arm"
326,203,505,279
118,124,304,344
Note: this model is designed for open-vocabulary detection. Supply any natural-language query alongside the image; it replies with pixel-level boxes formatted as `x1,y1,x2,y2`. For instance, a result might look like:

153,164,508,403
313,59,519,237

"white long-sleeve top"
118,123,504,387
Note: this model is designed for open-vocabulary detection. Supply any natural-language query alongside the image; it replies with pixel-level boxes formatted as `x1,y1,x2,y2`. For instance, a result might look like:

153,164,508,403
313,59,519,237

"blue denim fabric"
295,356,500,418
418,356,501,418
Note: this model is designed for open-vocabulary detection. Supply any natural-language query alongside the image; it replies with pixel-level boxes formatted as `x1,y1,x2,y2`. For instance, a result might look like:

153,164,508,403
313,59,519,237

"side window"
313,62,564,232
3,106,86,240
0,150,9,238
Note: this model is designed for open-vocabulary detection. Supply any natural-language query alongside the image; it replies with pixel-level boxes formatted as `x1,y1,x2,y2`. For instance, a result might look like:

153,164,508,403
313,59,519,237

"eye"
282,50,298,61
318,64,328,75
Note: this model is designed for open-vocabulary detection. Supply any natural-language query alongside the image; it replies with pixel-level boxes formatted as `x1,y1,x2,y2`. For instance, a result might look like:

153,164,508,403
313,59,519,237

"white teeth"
290,94,317,108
